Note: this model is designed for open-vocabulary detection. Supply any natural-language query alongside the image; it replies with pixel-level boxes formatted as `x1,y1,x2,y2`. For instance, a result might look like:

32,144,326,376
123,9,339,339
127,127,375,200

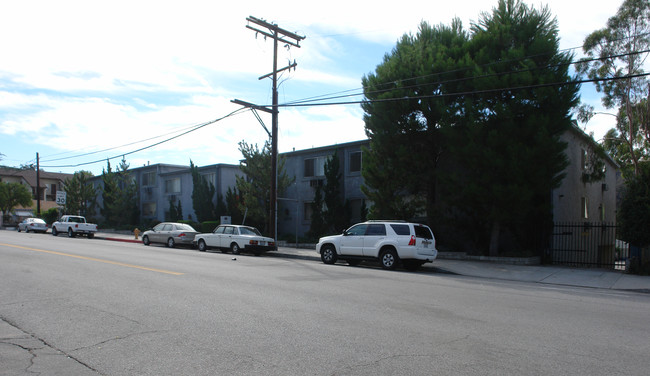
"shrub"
201,221,219,233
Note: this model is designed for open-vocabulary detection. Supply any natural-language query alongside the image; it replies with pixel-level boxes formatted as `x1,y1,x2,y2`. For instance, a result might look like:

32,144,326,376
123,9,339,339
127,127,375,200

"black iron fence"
549,222,629,269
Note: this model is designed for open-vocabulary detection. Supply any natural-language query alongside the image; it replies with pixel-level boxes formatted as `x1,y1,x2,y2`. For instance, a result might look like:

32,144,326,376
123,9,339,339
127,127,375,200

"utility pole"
233,16,304,241
36,152,40,216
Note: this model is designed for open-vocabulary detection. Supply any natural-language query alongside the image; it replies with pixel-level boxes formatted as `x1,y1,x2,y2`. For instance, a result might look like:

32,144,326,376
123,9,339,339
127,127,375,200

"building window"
304,156,327,178
581,148,588,171
142,202,157,217
581,197,588,219
303,202,313,221
165,178,181,194
349,151,362,173
142,171,156,186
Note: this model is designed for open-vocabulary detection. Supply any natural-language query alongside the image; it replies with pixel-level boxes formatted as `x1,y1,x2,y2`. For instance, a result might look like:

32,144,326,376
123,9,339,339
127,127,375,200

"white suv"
316,221,438,270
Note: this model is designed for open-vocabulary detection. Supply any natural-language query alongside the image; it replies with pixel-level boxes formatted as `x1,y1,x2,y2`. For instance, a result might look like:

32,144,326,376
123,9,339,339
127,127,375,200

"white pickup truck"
52,215,98,238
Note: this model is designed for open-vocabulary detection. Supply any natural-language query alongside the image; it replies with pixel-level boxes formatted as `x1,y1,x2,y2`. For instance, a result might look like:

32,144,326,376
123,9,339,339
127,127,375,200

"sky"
0,0,624,176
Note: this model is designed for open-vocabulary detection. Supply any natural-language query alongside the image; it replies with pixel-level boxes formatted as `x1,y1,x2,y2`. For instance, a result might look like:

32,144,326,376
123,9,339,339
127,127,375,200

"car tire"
346,259,361,266
320,245,338,265
143,235,150,246
198,239,207,252
52,227,58,236
230,243,240,255
18,228,22,232
379,248,399,270
167,237,175,248
67,228,75,238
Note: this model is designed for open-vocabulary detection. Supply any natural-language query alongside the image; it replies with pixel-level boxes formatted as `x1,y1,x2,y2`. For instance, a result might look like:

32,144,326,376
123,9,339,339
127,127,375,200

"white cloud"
0,0,629,174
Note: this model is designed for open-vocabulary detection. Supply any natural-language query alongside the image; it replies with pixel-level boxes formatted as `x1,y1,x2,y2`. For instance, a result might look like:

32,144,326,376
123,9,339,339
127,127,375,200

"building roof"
0,167,72,187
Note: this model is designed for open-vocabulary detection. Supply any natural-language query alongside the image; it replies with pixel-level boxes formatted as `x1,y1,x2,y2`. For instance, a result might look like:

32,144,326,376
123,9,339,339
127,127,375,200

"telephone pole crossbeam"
233,16,305,242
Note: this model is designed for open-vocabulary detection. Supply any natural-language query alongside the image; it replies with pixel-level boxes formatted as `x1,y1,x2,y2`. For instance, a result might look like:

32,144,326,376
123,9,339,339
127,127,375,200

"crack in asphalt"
1,316,105,375
68,329,166,353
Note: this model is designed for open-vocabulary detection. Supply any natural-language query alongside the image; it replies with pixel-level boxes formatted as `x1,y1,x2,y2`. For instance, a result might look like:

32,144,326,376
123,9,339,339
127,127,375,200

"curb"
96,236,142,244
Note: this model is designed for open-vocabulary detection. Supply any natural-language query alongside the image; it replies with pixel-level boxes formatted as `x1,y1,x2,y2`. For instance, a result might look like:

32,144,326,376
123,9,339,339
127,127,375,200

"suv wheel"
321,245,338,264
379,248,398,270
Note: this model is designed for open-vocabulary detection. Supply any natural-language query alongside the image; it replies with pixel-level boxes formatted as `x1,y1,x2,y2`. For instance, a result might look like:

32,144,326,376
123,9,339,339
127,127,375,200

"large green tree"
361,19,470,221
618,165,650,247
64,171,97,218
0,181,32,220
322,152,349,233
190,160,215,223
453,0,579,256
577,0,650,177
361,0,579,256
100,158,139,226
235,141,293,235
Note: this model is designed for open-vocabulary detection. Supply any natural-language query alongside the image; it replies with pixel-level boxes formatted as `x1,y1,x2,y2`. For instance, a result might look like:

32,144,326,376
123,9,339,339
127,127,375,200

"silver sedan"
17,218,48,233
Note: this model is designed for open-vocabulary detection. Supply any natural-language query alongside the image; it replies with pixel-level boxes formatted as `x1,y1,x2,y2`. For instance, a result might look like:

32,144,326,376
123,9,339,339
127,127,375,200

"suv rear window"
414,225,433,239
390,224,411,236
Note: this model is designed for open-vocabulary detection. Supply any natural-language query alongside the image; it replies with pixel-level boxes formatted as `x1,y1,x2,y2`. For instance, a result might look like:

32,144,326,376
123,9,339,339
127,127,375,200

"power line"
40,108,249,169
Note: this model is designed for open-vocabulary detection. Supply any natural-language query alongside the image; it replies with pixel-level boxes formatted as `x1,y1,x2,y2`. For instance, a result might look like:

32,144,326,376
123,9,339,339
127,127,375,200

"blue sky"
0,0,622,176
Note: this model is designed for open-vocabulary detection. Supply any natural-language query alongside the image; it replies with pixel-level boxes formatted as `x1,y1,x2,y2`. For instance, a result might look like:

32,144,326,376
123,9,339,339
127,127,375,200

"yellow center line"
0,243,184,275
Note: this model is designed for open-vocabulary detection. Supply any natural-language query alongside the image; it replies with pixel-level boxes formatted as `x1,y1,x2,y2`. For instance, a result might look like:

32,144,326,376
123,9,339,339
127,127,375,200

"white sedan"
194,224,276,255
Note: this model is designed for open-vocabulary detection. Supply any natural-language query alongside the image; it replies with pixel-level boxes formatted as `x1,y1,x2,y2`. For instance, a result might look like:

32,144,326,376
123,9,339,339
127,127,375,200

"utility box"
220,216,232,225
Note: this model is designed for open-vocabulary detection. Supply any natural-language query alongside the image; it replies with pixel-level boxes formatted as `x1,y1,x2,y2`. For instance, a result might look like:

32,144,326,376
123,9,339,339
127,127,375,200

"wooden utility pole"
233,16,304,241
36,152,40,215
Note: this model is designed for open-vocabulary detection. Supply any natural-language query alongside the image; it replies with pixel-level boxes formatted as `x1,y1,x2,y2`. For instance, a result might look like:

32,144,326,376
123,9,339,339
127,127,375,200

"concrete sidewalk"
95,231,650,293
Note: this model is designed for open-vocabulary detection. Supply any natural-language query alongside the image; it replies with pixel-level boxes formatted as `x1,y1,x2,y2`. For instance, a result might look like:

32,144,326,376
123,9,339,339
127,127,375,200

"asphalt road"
1,231,649,376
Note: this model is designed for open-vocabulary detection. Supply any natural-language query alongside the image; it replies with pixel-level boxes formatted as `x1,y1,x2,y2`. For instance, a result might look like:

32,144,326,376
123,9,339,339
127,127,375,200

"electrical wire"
39,108,249,169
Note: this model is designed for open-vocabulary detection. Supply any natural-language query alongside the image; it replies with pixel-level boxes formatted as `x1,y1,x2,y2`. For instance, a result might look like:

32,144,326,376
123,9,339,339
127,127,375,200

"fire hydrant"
134,228,141,240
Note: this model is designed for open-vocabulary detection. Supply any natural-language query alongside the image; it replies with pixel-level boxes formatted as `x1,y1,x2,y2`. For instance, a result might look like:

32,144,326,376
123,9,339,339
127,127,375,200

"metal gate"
550,222,628,269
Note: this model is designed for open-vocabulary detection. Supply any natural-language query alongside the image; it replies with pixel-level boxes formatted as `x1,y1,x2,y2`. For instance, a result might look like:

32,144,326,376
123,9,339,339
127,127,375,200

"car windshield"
239,227,262,236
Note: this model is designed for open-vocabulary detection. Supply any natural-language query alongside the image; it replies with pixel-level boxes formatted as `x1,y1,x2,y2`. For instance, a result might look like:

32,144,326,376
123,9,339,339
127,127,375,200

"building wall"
552,126,619,224
277,141,369,240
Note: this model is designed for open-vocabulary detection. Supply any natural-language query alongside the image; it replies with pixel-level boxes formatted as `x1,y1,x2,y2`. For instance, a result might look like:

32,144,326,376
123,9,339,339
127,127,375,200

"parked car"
17,218,48,233
142,222,198,248
316,220,438,270
194,224,276,255
52,215,97,238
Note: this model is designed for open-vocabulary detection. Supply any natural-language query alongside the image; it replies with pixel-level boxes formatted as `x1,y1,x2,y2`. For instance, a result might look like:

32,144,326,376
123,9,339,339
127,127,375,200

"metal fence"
549,222,629,270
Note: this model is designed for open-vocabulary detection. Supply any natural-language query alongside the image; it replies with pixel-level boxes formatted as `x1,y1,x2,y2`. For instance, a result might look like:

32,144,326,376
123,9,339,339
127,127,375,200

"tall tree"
225,187,244,225
361,19,471,221
0,181,32,221
307,184,326,239
100,160,119,225
577,0,650,176
322,152,348,233
64,171,97,217
236,141,293,235
190,160,215,223
453,0,579,256
100,158,139,226
618,165,650,248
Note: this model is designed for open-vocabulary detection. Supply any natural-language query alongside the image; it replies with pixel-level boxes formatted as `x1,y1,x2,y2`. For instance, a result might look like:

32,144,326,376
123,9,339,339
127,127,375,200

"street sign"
55,191,66,205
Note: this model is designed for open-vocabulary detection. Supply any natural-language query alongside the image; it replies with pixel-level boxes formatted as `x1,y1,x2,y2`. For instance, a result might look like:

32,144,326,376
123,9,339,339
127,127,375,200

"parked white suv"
316,221,438,270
